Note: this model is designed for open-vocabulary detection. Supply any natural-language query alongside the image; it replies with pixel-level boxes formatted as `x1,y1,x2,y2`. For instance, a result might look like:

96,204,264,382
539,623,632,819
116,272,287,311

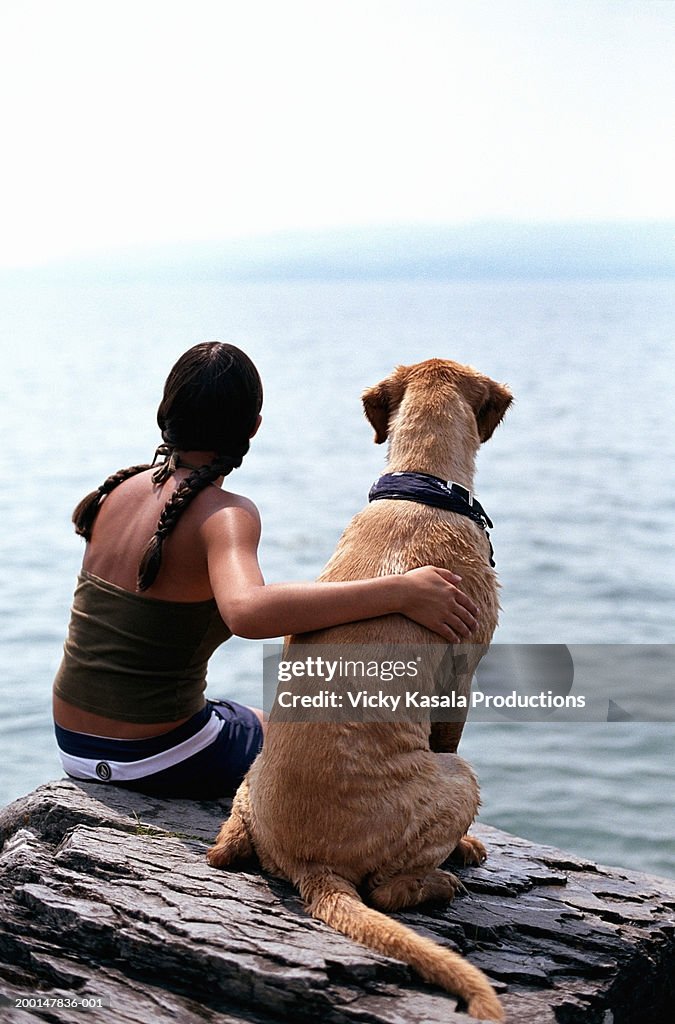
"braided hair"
72,462,152,540
72,342,263,591
136,450,245,591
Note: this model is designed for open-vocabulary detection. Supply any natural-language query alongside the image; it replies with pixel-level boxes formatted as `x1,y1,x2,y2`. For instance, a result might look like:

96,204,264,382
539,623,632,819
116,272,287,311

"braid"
72,463,151,540
137,448,245,591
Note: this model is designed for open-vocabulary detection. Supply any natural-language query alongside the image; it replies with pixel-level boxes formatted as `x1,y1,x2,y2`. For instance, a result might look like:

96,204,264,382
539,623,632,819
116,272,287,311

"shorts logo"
95,761,112,781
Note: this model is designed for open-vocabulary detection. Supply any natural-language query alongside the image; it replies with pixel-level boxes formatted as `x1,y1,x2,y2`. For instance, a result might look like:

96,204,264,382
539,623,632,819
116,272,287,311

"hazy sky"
0,0,673,267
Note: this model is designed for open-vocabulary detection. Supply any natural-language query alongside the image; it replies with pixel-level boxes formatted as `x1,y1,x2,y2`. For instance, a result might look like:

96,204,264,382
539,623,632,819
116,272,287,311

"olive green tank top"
53,570,232,723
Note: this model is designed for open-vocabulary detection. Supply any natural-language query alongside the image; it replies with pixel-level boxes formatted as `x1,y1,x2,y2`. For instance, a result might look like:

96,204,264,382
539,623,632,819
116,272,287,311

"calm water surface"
0,277,673,875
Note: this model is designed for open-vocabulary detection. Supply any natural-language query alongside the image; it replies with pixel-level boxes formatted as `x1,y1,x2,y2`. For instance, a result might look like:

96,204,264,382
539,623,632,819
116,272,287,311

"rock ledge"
0,780,673,1023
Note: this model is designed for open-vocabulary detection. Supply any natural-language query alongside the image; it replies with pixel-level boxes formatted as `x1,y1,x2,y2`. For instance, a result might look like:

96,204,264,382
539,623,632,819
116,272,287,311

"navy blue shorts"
54,699,264,799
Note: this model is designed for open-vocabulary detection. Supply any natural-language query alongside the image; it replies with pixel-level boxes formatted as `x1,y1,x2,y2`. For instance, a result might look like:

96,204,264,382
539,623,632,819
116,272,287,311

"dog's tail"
298,866,504,1021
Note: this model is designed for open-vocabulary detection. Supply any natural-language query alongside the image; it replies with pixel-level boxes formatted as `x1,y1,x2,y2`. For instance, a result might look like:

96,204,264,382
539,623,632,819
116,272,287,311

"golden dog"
208,359,512,1021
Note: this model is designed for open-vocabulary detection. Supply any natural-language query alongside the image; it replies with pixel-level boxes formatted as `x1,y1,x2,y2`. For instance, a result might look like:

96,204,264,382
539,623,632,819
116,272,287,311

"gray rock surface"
0,780,673,1023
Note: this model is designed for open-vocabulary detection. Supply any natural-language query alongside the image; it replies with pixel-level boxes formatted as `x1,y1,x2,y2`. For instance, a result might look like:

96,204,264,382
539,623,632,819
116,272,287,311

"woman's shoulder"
197,488,262,554
198,486,261,524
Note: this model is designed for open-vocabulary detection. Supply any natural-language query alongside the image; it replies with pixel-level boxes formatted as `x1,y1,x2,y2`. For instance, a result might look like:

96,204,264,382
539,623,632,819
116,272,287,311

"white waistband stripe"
58,713,224,782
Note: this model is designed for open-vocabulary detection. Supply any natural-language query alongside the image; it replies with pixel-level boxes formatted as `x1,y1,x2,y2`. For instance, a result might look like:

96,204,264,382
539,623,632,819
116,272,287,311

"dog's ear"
474,379,513,442
362,376,405,444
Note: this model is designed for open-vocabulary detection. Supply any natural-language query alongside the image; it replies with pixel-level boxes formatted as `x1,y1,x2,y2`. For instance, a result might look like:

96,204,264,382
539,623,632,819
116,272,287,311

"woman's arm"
201,501,479,643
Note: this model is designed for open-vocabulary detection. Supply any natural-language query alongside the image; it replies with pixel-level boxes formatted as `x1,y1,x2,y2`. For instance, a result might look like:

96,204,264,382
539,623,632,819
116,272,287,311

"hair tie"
151,444,179,484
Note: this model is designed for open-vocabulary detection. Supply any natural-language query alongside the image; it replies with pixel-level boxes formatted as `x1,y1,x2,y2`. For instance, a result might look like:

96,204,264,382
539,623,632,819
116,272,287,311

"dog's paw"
428,869,463,901
369,868,463,910
449,834,488,866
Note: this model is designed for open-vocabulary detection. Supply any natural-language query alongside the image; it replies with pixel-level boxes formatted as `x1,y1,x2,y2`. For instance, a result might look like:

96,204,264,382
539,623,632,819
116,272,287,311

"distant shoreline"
2,221,674,282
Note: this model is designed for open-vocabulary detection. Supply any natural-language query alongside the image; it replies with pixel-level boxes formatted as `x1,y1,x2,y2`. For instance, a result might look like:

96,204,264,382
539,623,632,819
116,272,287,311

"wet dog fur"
208,359,512,1021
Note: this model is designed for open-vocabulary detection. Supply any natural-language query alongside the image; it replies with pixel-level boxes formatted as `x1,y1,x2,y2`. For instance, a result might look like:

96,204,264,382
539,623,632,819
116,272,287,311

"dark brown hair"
72,342,263,590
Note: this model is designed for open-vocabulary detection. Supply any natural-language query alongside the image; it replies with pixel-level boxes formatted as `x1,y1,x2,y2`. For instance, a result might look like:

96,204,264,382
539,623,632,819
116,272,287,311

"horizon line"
1,219,673,279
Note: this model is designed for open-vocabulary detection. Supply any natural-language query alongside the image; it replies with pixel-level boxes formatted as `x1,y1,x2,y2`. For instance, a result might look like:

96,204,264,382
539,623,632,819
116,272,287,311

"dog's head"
362,359,512,446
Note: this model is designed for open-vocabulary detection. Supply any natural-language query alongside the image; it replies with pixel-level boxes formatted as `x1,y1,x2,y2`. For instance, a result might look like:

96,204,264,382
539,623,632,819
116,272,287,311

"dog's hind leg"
207,779,257,868
435,753,481,833
447,834,488,866
433,753,488,865
368,868,462,911
365,754,481,910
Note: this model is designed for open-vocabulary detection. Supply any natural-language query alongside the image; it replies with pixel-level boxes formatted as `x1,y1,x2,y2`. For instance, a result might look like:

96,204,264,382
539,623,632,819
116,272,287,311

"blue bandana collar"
368,471,495,567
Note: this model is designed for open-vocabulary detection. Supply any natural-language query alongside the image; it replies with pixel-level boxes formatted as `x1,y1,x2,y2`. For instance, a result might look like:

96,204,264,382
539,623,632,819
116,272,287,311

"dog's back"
316,497,500,643
245,495,499,874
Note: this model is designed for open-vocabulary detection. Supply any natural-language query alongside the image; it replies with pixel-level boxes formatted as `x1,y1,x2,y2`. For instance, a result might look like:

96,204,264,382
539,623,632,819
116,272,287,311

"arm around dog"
202,501,479,641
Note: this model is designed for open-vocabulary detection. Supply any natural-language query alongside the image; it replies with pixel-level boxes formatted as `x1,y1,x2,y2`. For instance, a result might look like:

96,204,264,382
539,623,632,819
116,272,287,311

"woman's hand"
399,565,480,642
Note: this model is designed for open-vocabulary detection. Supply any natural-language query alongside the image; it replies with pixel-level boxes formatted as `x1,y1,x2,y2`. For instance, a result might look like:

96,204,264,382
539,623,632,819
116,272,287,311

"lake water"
0,275,673,876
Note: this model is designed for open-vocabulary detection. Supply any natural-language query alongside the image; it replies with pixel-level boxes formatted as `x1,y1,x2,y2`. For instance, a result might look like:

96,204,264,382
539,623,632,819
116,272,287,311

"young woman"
53,342,480,798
